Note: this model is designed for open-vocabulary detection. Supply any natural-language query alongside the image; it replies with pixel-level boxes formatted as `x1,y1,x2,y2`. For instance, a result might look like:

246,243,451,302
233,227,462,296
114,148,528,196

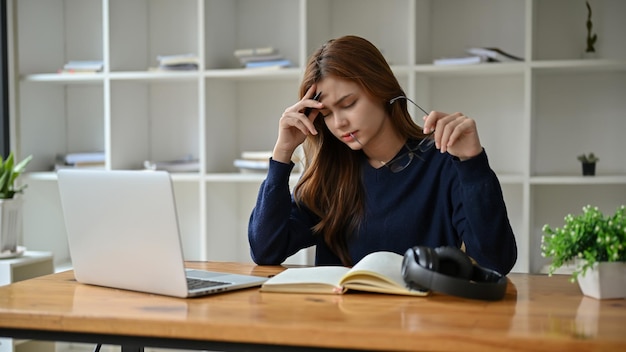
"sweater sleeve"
451,150,518,274
248,159,318,265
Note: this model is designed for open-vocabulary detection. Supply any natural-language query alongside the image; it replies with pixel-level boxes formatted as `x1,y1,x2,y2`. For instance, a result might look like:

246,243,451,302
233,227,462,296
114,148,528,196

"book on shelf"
245,59,292,69
433,55,488,66
240,151,273,160
260,251,428,296
156,53,199,71
143,157,199,173
433,47,523,66
59,60,104,73
54,161,105,171
54,152,105,170
234,150,271,173
58,152,105,165
465,47,523,62
234,47,278,58
233,159,270,172
237,53,285,64
234,46,291,69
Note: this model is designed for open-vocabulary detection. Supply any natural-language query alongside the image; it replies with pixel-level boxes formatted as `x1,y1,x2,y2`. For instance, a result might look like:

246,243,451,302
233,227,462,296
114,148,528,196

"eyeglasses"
383,96,434,173
381,136,435,173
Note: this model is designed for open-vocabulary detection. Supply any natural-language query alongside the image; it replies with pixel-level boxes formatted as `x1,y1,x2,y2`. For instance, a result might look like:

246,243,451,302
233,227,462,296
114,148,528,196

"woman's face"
316,76,393,150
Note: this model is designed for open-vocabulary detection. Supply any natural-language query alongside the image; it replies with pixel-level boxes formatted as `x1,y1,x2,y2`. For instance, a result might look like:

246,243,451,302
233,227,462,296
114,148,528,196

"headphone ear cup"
433,246,473,280
402,246,437,291
414,246,438,271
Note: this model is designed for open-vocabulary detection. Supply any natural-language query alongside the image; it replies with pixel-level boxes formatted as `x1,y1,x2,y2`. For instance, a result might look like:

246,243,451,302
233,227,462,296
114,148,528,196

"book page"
260,266,350,294
339,251,428,296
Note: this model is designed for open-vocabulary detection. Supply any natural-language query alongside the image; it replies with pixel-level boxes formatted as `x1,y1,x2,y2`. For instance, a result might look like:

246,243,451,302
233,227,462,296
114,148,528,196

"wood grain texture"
0,262,624,351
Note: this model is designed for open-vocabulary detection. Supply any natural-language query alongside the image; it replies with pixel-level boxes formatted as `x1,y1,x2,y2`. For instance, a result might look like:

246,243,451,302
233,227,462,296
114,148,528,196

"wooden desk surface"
0,261,625,351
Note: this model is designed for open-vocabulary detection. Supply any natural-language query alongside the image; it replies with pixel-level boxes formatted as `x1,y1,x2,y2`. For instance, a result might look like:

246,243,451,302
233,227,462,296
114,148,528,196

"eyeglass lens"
388,153,414,173
385,96,435,173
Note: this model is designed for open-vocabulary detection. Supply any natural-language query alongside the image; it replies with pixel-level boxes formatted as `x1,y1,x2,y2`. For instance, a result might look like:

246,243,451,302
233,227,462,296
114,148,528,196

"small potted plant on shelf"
584,1,598,58
541,205,626,299
577,152,598,176
0,152,33,256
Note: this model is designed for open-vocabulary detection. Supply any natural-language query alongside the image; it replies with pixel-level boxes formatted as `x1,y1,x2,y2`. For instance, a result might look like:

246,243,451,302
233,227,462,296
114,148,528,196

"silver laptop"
57,169,267,298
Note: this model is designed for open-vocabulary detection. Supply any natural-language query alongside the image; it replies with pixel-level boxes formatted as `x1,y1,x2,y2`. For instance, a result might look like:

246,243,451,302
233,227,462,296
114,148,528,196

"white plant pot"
0,198,23,253
577,261,626,300
581,51,598,59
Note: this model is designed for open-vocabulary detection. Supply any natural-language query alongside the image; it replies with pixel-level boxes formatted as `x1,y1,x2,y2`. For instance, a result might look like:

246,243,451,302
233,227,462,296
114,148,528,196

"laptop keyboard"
187,277,230,290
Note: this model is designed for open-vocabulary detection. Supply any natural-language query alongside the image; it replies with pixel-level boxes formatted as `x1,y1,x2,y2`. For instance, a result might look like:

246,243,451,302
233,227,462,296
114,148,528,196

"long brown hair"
294,35,427,266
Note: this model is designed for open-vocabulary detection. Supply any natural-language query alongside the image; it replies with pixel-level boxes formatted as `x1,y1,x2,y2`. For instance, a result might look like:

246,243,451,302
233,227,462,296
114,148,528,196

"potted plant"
584,1,598,58
0,152,33,255
541,205,626,299
577,152,598,176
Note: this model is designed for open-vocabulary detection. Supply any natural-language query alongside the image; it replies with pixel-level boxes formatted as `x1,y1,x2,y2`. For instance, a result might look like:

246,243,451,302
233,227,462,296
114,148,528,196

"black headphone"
401,246,508,301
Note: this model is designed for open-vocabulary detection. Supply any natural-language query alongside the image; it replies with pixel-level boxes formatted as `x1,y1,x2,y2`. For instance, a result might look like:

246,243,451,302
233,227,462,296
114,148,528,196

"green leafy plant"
585,1,598,53
541,205,626,282
0,152,33,199
577,152,598,163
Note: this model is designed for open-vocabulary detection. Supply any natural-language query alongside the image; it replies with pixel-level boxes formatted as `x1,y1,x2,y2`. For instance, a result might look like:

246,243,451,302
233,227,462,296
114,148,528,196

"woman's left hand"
422,111,483,161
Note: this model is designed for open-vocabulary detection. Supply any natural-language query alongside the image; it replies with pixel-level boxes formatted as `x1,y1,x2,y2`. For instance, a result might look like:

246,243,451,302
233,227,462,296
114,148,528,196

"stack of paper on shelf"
156,54,199,71
233,151,272,173
143,156,199,172
234,47,292,69
58,60,104,73
54,152,105,170
234,149,303,174
433,55,488,66
465,47,523,62
433,47,523,66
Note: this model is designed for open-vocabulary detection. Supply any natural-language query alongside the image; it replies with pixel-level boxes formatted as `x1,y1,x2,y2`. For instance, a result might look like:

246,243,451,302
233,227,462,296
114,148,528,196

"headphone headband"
402,246,507,301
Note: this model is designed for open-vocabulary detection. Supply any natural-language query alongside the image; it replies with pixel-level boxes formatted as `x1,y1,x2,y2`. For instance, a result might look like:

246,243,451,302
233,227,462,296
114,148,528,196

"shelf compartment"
531,71,626,176
204,78,299,173
420,0,526,65
18,82,105,172
532,0,626,61
16,0,103,75
109,80,200,170
204,0,301,70
307,0,412,66
109,0,199,72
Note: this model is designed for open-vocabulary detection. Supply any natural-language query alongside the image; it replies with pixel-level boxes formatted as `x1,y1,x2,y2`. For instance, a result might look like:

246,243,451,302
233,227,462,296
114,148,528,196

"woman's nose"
329,113,348,129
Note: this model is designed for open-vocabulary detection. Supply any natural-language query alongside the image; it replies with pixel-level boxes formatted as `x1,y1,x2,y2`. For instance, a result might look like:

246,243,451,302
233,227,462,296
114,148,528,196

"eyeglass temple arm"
389,96,429,116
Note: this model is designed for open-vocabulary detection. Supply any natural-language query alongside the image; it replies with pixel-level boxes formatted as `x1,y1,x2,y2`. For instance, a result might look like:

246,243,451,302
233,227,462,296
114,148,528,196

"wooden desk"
0,262,625,352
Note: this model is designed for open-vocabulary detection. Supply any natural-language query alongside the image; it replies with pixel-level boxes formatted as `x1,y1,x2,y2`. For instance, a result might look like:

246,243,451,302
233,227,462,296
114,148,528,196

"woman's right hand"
272,85,324,164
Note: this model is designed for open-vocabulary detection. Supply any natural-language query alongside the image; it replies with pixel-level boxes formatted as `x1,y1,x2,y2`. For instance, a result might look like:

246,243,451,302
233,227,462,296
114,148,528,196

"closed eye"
340,96,359,109
343,101,356,109
320,96,358,118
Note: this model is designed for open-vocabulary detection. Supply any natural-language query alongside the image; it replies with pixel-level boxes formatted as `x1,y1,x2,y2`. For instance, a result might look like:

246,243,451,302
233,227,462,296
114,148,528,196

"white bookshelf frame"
9,0,626,273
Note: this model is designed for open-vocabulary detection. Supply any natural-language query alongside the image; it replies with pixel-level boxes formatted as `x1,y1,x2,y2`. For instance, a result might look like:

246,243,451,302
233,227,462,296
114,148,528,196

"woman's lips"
342,131,362,145
342,132,356,142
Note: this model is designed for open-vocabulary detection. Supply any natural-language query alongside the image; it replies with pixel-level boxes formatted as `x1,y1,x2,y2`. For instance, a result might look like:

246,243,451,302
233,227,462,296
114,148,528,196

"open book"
261,251,428,296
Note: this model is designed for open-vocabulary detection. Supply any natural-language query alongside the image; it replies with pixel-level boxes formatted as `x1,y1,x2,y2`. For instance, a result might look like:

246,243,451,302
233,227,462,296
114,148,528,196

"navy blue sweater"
248,145,517,274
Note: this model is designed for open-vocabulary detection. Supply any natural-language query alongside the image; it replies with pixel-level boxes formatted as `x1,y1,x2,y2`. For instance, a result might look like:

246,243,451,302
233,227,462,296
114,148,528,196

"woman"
248,35,517,275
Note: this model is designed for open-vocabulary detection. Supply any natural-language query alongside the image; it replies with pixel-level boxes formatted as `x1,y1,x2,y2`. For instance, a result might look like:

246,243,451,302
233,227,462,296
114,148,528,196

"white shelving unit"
0,251,54,352
9,0,626,273
0,251,53,285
